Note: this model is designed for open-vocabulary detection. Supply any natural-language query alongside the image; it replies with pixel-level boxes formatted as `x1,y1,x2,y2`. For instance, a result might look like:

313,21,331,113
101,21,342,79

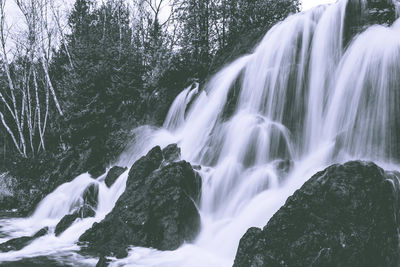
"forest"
0,0,299,174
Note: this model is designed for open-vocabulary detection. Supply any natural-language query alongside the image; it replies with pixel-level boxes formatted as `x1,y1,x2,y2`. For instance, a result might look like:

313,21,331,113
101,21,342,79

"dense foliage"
0,0,300,175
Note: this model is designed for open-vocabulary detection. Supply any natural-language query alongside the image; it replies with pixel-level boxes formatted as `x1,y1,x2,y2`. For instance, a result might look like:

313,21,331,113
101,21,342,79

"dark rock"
96,256,110,267
193,165,202,170
55,205,96,236
233,161,400,267
344,0,397,45
0,172,18,211
162,144,181,163
77,204,96,218
82,183,99,209
105,166,127,187
33,227,49,238
55,214,79,236
0,256,71,266
0,227,49,252
79,146,201,258
55,184,97,237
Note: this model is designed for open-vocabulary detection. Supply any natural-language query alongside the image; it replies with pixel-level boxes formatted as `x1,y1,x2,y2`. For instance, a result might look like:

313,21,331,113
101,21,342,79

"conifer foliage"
0,0,300,169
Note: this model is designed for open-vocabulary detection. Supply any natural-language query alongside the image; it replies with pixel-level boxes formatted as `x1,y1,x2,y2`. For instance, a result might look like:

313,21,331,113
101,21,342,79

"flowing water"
2,0,400,266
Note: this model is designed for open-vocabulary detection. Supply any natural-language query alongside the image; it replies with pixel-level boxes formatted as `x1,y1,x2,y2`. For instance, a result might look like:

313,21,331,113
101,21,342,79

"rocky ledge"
234,161,400,267
79,144,202,259
0,227,49,252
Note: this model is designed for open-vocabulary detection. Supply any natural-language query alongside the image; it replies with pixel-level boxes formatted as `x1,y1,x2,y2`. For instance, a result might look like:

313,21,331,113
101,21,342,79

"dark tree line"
0,0,300,170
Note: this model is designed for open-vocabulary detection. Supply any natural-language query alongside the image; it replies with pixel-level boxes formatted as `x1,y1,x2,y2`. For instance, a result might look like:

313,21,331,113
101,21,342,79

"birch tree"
0,0,64,157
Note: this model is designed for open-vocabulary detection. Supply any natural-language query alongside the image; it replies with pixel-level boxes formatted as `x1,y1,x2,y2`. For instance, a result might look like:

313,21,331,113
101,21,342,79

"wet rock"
55,214,79,236
79,146,201,258
96,255,110,267
82,183,99,209
162,144,181,163
55,204,96,237
344,0,397,45
0,227,49,252
104,166,127,187
0,256,70,266
233,161,400,267
55,183,98,237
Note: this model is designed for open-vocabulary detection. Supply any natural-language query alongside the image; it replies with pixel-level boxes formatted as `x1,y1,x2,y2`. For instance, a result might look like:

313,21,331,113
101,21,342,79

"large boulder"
79,145,202,258
233,161,400,267
104,166,127,187
0,227,49,252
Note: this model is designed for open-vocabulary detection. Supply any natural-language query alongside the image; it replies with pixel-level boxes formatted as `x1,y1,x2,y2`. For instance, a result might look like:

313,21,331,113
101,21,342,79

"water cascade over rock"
78,145,201,258
233,161,400,267
1,0,400,266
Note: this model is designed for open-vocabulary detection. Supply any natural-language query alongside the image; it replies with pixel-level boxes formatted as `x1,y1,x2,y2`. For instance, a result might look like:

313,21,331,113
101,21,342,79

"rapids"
1,0,400,266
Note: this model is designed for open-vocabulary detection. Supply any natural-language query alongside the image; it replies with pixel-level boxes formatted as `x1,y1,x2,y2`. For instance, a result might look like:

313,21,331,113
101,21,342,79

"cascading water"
1,0,400,266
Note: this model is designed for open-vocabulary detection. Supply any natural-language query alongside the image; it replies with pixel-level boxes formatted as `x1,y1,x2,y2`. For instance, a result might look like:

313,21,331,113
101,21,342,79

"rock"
79,146,201,258
104,166,127,187
55,205,96,236
82,183,99,209
55,214,79,236
0,227,49,252
162,144,181,163
0,172,18,211
33,227,49,238
77,204,96,218
233,161,400,267
344,0,397,45
96,256,110,267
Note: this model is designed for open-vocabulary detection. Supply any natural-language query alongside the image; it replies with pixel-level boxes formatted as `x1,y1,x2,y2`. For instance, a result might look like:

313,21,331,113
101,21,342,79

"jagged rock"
0,227,49,252
233,161,400,267
79,146,201,258
162,144,181,163
55,204,96,236
104,166,127,187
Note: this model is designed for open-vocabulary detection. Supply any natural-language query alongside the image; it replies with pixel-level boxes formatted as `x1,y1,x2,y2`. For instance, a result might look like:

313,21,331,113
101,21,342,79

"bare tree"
0,0,64,156
0,0,27,156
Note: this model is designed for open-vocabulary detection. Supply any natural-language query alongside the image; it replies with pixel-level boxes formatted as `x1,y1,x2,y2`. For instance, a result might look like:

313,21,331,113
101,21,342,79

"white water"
2,0,400,266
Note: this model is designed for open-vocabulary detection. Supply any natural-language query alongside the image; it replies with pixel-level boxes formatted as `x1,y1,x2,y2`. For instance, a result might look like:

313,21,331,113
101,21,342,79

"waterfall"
1,0,400,266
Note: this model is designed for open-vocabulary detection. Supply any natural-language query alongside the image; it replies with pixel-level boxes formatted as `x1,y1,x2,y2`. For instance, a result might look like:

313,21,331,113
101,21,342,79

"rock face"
344,0,397,45
161,144,181,163
104,166,127,187
0,172,18,211
79,145,202,258
0,227,49,252
233,161,400,267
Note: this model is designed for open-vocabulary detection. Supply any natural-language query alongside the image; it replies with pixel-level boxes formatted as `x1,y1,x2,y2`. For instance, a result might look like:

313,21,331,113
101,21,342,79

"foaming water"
2,0,400,266
0,170,128,264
